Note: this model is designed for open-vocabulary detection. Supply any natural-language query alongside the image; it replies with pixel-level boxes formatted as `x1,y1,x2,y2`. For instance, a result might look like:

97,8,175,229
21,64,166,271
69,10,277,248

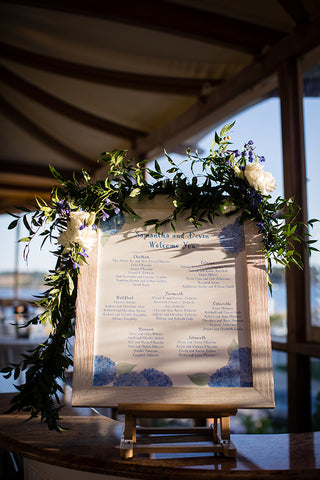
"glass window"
303,62,320,332
0,213,56,299
0,213,55,343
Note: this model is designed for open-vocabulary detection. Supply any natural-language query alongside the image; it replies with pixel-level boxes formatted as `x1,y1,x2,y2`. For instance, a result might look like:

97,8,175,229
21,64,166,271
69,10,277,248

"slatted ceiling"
0,45,225,96
0,58,199,131
0,7,253,73
170,0,295,30
278,0,310,25
0,0,285,54
0,1,319,212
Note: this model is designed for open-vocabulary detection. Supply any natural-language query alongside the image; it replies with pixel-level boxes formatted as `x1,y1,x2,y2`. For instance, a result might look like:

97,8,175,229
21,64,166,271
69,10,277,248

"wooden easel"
118,403,237,459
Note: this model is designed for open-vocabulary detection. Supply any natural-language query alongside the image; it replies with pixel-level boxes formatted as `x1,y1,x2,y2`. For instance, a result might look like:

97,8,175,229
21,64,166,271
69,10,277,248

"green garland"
1,122,318,431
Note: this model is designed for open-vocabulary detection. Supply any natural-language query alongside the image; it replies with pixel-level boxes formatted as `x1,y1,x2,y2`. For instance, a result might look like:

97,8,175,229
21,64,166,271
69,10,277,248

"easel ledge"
118,403,238,459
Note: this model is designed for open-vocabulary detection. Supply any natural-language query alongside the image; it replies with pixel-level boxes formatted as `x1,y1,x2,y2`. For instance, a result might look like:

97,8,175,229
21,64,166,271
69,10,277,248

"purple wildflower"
57,200,71,217
101,210,110,221
79,248,88,260
79,220,88,230
71,258,80,269
256,222,266,232
114,207,120,215
244,188,263,210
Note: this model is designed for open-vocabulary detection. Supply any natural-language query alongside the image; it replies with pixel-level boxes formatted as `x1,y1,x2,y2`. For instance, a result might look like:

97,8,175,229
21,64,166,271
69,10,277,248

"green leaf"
117,363,136,375
144,218,159,226
220,121,235,137
188,372,210,386
18,237,31,243
82,170,91,183
129,188,141,197
66,272,74,295
154,159,161,173
8,219,19,230
49,164,62,180
148,170,163,180
227,338,239,355
215,131,221,144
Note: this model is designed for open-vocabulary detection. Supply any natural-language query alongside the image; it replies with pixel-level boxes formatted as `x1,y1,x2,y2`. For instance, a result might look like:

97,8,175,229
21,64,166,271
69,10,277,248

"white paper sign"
93,201,253,389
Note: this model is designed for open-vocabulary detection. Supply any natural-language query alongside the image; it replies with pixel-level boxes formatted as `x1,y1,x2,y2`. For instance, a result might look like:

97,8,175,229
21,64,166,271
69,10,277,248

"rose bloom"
58,211,97,252
244,163,276,195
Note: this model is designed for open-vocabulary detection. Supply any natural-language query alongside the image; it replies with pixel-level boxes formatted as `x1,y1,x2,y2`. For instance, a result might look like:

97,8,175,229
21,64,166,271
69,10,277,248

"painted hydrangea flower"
219,217,245,255
93,355,117,386
208,347,253,387
140,368,173,387
100,213,126,235
113,371,149,386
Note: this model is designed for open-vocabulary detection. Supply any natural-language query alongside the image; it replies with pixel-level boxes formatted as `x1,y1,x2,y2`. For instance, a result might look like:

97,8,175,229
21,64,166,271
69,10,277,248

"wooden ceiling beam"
1,0,285,54
0,182,53,193
125,15,320,161
0,159,80,179
0,95,94,169
277,0,310,25
0,42,220,96
0,64,147,141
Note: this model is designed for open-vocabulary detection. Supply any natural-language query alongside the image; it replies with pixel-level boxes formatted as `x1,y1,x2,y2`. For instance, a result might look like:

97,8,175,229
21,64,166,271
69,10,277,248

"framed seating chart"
72,196,274,410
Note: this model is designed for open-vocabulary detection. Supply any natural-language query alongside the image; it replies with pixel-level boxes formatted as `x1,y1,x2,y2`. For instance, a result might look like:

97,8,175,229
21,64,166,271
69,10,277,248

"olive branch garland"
1,122,318,431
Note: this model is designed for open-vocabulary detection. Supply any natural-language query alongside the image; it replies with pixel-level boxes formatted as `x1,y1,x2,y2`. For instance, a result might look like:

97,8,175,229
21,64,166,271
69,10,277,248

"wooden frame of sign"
72,196,274,457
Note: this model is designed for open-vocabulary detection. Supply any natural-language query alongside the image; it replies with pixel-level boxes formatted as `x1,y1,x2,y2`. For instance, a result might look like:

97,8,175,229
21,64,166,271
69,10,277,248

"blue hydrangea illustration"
93,355,117,386
141,368,173,387
100,213,125,235
113,371,149,386
219,217,245,255
208,347,253,387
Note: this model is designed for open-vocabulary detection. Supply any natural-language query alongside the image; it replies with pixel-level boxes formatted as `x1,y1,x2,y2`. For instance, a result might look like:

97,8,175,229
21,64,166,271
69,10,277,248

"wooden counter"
0,394,319,479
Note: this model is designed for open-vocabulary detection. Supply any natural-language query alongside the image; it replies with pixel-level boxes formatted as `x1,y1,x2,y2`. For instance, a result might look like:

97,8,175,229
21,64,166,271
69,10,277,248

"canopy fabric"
0,0,319,211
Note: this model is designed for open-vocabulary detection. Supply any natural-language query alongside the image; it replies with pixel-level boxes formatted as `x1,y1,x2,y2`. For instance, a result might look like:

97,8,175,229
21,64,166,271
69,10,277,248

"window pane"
303,63,320,329
0,213,55,341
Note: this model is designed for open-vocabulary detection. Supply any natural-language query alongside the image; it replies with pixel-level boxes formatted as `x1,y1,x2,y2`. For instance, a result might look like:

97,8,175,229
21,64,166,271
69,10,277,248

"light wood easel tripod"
119,403,237,459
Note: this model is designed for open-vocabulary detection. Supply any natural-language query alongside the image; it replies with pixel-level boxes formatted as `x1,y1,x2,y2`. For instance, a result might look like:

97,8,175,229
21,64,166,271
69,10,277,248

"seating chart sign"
72,197,275,409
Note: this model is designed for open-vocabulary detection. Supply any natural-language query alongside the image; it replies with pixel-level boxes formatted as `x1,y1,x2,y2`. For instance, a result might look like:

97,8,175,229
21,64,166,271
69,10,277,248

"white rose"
58,211,97,252
244,163,276,195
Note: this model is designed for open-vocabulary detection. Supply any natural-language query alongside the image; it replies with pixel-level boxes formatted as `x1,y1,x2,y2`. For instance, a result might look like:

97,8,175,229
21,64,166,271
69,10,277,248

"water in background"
1,275,320,432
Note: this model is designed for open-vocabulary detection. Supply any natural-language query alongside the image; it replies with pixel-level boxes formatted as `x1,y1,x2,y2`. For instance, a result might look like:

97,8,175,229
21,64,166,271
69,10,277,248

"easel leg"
120,414,136,459
220,416,236,457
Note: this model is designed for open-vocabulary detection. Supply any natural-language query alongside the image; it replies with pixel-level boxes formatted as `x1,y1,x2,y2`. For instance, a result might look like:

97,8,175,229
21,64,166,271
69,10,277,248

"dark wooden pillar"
278,58,311,432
